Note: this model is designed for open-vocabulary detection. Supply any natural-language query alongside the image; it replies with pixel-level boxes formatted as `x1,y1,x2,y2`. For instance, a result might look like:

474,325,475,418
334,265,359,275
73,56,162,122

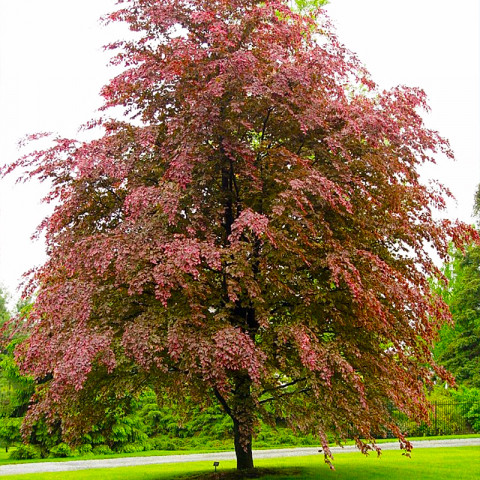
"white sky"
0,0,479,300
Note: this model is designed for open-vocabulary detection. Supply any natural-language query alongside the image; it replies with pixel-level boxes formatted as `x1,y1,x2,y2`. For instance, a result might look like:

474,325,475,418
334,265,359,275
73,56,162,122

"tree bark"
213,380,255,471
231,373,255,470
233,418,254,470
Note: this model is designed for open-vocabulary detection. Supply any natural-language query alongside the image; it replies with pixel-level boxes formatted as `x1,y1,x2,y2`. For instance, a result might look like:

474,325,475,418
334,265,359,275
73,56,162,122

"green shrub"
0,417,22,451
276,432,297,445
152,436,179,451
142,441,153,451
452,387,480,432
299,434,317,445
29,419,61,453
48,442,74,458
92,444,113,455
77,444,93,456
9,444,41,459
116,443,147,453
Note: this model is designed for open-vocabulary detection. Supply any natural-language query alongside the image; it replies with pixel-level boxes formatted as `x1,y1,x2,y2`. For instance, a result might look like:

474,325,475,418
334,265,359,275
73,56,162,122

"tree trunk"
214,385,255,471
231,373,255,470
233,418,254,470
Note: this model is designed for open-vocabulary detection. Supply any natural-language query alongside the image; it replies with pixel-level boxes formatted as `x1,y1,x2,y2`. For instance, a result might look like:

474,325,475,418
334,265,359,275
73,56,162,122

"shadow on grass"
181,467,301,479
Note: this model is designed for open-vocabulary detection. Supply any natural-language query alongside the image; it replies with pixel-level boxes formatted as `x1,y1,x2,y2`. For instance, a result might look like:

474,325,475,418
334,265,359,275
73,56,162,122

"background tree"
474,184,480,220
0,298,35,418
434,237,480,386
0,296,34,452
0,289,9,325
2,0,475,471
0,289,33,452
292,0,328,14
0,287,12,422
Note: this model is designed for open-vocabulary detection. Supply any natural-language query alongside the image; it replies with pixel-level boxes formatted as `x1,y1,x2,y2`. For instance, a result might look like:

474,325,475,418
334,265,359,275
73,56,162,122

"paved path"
1,438,479,476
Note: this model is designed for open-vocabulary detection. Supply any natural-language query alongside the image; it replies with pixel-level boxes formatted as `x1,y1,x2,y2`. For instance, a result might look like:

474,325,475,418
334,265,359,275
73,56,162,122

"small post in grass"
213,461,219,473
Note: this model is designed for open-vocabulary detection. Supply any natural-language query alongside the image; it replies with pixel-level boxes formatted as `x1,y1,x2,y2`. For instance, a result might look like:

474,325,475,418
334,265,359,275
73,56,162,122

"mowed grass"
1,447,479,480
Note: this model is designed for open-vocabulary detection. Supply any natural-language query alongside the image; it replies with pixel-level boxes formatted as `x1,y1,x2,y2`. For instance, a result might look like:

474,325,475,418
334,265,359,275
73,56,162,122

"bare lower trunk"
215,374,256,471
231,373,255,470
233,418,254,470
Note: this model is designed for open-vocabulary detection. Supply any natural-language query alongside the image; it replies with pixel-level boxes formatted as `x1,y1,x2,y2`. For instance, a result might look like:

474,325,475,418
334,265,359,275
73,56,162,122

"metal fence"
390,401,476,437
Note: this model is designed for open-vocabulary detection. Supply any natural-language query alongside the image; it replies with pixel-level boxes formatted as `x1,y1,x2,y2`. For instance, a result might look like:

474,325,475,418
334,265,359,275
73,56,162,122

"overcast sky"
0,0,479,300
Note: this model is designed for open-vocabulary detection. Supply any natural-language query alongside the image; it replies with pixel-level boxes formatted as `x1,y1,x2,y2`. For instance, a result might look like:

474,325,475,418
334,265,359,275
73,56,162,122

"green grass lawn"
1,447,479,480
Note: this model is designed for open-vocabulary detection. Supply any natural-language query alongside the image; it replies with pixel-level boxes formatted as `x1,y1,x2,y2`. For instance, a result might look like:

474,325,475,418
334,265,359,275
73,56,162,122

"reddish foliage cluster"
2,0,476,470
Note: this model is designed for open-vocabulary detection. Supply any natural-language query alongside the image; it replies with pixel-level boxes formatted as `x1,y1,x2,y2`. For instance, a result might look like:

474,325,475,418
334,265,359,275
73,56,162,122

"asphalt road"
1,438,479,476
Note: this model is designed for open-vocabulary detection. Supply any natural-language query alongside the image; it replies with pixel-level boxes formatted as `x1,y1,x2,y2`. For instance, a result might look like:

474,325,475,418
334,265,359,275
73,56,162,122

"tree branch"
229,159,241,204
259,387,311,405
296,140,305,156
213,387,232,417
260,377,307,396
260,107,273,142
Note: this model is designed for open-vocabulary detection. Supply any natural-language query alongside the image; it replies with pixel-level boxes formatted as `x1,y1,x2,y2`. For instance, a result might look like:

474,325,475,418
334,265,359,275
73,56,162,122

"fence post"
434,401,437,434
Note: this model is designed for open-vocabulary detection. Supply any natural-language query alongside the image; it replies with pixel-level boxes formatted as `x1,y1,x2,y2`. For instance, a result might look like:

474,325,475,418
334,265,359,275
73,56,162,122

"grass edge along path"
1,434,479,467
0,446,479,480
2,437,480,474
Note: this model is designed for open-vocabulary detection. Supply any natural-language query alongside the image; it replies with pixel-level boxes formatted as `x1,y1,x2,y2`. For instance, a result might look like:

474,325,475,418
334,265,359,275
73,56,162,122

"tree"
2,0,476,471
474,184,480,220
0,298,35,418
0,297,35,452
433,187,480,389
0,292,32,452
0,288,12,418
435,243,480,388
291,0,329,14
0,289,9,325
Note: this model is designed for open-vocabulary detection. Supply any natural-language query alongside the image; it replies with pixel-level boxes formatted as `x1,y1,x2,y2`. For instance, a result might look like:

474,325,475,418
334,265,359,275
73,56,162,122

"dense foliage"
2,0,475,470
435,244,480,388
3,387,320,459
0,295,34,451
0,290,8,325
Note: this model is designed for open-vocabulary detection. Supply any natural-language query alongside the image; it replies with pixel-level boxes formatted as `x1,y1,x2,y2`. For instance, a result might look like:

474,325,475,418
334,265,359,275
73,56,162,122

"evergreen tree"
435,243,480,388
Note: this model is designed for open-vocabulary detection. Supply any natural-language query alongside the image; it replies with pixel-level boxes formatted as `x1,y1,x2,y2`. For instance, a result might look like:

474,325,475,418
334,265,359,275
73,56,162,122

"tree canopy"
435,243,480,388
0,296,34,420
1,0,475,470
0,289,9,326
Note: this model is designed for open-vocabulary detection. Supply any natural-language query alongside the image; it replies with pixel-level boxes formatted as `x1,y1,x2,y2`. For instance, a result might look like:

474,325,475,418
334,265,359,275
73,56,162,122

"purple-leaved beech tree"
2,0,476,471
